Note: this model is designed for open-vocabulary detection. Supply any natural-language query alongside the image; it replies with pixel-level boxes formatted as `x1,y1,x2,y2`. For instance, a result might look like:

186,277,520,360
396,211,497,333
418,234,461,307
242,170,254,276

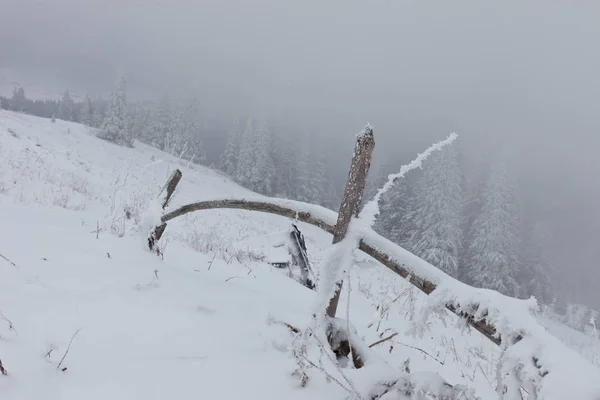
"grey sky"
2,0,600,304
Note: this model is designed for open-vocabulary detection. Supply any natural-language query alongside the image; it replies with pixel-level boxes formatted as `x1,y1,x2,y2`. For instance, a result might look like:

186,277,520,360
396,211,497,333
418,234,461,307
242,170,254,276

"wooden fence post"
325,126,375,318
148,169,182,251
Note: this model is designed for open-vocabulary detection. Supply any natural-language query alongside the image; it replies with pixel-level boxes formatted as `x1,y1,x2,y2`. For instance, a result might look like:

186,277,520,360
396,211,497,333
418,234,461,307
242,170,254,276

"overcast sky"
2,0,600,303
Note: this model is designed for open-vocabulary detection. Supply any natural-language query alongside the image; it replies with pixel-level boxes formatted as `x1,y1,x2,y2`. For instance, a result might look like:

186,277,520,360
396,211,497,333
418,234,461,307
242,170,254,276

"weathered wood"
159,198,502,345
289,224,313,289
326,126,375,318
148,169,183,250
160,169,183,209
163,199,335,232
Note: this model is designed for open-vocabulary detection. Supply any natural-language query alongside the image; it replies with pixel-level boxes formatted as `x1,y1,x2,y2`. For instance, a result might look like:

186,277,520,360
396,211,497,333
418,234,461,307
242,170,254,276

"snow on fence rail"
148,131,600,399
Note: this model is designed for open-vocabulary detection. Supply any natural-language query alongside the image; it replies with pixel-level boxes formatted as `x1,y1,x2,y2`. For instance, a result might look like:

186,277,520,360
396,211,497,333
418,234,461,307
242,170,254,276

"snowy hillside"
0,110,598,399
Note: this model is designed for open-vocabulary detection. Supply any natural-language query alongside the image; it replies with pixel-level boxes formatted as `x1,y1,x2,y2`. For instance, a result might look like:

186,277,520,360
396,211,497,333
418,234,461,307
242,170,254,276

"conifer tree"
58,91,75,121
98,75,133,147
520,221,554,303
406,147,464,277
463,157,520,295
221,117,243,177
79,95,94,126
236,117,275,195
148,95,173,151
10,87,26,112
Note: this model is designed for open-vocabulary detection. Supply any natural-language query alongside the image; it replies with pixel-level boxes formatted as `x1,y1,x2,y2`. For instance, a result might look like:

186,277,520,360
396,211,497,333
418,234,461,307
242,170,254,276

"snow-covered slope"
0,110,597,399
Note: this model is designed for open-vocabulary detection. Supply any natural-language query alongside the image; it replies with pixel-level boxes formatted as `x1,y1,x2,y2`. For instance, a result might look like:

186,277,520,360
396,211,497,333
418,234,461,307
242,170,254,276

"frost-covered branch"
359,132,458,227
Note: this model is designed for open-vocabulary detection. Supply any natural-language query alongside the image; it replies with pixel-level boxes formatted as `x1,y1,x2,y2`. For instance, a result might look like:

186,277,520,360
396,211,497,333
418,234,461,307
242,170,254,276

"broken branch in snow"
56,328,82,371
368,332,398,348
0,357,6,375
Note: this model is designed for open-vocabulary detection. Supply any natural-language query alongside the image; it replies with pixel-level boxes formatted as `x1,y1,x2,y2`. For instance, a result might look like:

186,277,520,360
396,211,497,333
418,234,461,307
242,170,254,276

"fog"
1,0,599,306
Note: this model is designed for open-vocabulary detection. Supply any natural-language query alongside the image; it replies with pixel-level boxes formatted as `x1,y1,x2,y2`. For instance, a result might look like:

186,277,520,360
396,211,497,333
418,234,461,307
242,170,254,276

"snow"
1,110,599,399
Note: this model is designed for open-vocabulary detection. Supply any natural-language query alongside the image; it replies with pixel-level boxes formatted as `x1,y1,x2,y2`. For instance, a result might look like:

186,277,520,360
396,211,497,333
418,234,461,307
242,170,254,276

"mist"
1,0,599,307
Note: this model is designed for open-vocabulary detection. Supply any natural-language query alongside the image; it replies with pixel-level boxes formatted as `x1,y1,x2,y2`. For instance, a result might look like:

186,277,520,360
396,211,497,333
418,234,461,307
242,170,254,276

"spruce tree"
520,221,553,303
98,75,133,147
148,95,173,151
91,98,106,128
79,95,94,126
236,117,275,195
58,91,75,121
406,147,464,277
380,174,417,248
221,117,242,176
249,118,275,194
236,117,256,183
463,157,520,296
10,87,26,112
182,95,205,163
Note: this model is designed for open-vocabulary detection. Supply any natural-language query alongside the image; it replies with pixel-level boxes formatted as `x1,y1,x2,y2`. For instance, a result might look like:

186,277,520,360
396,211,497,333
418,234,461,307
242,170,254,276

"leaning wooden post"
325,125,375,318
148,169,182,251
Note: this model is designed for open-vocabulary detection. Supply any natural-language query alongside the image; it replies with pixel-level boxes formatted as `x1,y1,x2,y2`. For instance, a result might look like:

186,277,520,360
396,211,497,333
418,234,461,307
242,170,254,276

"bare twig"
369,332,398,348
0,311,17,336
299,353,355,393
57,328,82,371
311,331,365,399
207,252,217,270
45,348,54,359
397,342,444,365
0,357,6,375
0,252,17,268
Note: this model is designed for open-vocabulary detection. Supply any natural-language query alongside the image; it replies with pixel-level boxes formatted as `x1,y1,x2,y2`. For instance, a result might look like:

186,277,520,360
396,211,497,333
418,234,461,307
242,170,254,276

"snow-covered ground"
0,110,598,399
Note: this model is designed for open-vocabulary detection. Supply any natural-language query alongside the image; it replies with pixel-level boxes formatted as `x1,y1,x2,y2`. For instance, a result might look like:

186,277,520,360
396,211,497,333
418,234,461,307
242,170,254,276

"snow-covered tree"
10,87,26,112
167,99,186,155
79,95,94,126
58,91,75,121
236,117,276,195
181,95,206,163
91,98,106,128
296,139,328,205
406,147,464,277
147,95,173,151
463,157,521,296
268,124,298,198
519,221,554,303
98,75,133,147
220,117,242,176
369,155,418,248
